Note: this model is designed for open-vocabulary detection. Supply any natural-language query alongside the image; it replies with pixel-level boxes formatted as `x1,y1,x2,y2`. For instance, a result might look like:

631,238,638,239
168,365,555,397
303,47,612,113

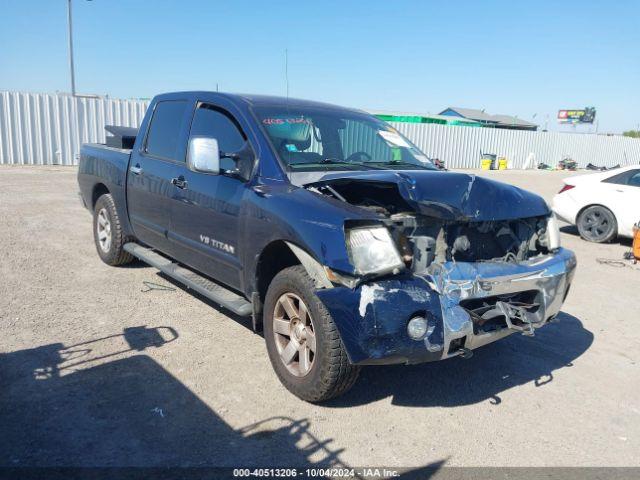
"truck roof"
155,91,366,114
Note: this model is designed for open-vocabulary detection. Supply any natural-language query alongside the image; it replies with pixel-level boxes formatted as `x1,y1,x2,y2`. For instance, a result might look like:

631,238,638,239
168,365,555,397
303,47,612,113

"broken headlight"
547,214,561,250
346,226,404,276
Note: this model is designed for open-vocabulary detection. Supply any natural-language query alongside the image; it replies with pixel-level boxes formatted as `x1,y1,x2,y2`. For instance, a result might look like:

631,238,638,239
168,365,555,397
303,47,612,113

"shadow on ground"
328,312,593,408
0,327,335,468
0,325,442,477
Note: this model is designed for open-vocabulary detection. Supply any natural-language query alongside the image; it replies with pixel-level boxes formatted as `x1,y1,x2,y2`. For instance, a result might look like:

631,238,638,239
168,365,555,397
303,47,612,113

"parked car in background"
553,165,640,242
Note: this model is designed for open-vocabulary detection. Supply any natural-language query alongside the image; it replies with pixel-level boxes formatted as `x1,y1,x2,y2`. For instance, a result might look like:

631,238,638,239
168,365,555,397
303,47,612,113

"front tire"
93,193,134,266
577,205,617,243
263,265,360,402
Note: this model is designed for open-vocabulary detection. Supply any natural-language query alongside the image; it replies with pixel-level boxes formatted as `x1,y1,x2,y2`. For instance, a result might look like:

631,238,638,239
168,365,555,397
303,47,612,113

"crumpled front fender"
316,275,445,365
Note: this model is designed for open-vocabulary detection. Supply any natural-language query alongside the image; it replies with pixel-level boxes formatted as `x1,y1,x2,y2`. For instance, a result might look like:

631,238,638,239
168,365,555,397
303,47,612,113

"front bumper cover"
316,248,577,365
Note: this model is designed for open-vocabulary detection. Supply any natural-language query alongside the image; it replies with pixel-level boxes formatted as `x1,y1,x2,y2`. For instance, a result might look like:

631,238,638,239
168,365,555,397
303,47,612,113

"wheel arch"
91,182,136,244
91,183,110,210
255,240,300,306
252,240,334,331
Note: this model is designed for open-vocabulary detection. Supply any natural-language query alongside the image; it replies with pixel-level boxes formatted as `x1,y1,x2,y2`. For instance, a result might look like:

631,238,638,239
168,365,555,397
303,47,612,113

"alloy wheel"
96,208,112,252
272,292,316,377
580,208,613,241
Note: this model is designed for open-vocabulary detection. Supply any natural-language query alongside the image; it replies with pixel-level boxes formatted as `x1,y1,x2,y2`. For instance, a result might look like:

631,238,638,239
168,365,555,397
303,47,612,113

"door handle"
171,176,188,190
130,164,143,175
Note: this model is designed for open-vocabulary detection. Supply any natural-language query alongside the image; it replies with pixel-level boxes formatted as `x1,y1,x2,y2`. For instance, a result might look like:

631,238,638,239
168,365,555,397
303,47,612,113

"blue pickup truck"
78,91,576,402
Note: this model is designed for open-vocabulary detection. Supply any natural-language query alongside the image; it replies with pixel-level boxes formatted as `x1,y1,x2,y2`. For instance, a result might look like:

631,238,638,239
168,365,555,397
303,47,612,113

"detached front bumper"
316,248,577,365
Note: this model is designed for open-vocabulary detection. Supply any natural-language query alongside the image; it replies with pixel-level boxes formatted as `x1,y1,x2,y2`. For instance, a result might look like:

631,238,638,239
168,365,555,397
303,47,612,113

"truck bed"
77,143,132,220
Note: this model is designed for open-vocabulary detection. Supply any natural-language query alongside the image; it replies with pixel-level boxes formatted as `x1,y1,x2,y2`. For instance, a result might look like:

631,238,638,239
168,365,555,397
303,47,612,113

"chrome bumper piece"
426,248,577,359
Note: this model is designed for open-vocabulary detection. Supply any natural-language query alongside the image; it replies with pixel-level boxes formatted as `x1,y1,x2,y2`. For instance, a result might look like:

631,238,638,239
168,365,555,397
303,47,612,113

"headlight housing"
547,213,561,250
346,226,404,276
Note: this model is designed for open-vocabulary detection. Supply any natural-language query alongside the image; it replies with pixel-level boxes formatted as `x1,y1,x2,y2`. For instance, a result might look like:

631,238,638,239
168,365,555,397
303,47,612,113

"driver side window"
189,104,246,171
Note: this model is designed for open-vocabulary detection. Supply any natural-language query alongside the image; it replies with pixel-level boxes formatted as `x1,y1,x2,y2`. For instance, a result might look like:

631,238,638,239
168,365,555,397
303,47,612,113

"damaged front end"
306,171,577,365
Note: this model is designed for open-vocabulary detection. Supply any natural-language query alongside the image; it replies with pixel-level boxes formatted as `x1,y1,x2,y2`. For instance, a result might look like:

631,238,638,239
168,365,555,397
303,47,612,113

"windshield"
253,106,437,171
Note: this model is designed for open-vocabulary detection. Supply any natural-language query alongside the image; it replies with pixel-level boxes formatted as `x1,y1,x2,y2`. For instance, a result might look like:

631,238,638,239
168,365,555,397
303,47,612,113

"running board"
124,243,253,317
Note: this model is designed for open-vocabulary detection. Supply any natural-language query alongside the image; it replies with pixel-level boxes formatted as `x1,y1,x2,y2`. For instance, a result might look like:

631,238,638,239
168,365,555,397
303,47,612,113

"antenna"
285,48,289,99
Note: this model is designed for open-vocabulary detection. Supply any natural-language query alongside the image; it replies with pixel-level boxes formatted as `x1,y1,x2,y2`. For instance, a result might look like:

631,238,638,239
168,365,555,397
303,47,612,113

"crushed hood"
303,170,550,221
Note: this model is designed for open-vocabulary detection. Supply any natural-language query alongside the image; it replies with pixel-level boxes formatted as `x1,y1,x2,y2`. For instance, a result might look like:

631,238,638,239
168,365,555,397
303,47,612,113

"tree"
623,130,640,138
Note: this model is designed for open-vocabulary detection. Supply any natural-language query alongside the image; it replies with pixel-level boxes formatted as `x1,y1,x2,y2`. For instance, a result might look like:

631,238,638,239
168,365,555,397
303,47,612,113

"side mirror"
187,136,220,174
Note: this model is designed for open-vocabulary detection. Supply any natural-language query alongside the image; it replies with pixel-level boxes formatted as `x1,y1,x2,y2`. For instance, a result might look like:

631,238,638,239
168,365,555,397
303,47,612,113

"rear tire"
263,265,360,402
577,205,617,243
93,193,135,266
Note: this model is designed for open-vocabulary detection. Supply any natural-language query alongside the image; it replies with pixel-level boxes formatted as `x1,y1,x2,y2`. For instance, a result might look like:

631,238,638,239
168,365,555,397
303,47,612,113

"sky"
1,0,639,133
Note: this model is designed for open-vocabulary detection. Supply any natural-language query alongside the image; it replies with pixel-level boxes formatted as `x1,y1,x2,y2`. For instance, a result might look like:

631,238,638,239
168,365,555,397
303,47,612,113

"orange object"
634,223,640,261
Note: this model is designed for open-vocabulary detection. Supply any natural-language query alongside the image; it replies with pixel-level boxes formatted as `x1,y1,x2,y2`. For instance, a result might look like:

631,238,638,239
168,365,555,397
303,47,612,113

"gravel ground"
0,166,638,469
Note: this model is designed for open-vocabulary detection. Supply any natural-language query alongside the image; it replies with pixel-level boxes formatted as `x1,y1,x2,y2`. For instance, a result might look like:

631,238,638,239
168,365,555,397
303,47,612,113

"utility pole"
67,0,76,96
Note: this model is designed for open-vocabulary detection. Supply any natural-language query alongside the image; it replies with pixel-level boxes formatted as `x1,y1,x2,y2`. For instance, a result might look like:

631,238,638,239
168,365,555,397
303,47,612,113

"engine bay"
306,179,553,273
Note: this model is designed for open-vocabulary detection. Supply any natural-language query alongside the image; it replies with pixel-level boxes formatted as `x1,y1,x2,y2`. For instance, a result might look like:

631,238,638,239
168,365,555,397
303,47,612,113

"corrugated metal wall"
0,91,149,165
1,91,639,168
391,121,640,169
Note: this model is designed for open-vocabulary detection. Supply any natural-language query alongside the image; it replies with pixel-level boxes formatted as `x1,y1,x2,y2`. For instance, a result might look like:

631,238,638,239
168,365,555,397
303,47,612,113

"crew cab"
78,92,576,402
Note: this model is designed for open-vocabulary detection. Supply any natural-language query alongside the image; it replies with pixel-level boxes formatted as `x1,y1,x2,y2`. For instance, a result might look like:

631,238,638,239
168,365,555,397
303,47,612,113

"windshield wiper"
319,158,350,165
323,159,388,170
365,160,436,170
288,159,385,170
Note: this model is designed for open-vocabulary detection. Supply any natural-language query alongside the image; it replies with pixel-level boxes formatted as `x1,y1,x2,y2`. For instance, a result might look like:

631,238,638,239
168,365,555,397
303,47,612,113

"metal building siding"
1,91,639,168
391,121,640,169
0,91,149,165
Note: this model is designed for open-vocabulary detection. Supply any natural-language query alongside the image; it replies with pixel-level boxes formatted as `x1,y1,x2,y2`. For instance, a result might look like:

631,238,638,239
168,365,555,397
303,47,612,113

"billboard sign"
557,107,596,124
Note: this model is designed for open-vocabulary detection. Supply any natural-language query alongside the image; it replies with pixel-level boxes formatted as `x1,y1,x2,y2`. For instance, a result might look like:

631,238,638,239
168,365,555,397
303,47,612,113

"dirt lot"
1,166,638,469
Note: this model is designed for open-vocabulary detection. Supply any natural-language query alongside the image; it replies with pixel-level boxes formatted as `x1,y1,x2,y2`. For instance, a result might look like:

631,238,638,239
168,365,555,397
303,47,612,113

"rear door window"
145,100,188,161
627,170,640,187
603,169,640,186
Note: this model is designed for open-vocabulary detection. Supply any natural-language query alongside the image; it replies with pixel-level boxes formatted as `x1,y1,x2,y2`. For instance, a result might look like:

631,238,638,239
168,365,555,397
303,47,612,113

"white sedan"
552,165,640,243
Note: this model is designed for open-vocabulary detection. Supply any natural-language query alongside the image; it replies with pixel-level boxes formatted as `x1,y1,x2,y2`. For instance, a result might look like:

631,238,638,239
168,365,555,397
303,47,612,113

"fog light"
407,316,428,340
